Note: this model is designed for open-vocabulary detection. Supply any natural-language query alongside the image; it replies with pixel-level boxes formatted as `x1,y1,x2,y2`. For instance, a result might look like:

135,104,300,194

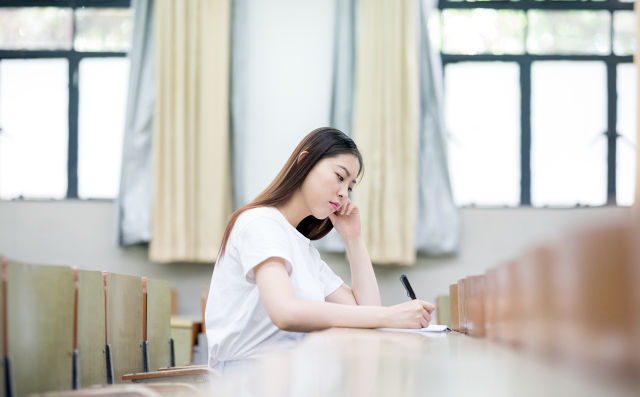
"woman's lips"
329,201,339,211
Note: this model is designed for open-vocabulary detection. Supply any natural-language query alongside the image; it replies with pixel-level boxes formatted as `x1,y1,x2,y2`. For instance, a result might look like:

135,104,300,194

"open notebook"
377,324,452,334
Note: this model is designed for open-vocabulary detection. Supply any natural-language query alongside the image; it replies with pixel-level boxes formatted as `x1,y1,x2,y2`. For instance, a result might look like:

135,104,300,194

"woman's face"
300,153,360,220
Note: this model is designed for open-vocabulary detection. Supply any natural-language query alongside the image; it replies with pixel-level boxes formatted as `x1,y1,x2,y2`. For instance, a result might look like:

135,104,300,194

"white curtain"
416,0,459,254
117,0,154,246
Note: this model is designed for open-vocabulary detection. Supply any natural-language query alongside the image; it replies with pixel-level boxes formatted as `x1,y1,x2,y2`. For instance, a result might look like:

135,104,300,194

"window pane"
74,8,134,52
531,61,607,207
613,11,637,56
442,9,526,55
427,9,441,52
0,7,72,50
0,59,68,199
617,63,636,206
528,11,610,55
78,58,129,199
445,62,520,206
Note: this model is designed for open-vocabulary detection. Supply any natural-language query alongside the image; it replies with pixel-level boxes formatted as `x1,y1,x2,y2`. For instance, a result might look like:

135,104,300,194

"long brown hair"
217,127,363,259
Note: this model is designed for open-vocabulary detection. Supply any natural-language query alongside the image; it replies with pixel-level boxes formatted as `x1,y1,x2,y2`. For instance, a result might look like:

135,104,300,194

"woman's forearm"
278,299,388,332
344,236,382,306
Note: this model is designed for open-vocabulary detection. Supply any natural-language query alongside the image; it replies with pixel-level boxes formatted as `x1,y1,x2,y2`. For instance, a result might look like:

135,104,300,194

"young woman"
205,127,435,371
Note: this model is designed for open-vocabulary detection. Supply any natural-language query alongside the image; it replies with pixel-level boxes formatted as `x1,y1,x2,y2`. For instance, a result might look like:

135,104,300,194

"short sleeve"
317,259,344,298
235,216,294,283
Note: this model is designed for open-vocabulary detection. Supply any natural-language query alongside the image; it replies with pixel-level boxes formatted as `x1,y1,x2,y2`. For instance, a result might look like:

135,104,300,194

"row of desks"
207,328,638,397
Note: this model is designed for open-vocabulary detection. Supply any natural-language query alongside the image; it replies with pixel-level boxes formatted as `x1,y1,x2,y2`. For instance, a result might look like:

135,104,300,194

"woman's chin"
312,209,332,220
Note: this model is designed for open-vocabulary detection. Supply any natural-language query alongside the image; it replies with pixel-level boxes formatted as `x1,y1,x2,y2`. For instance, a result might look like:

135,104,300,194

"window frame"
0,0,131,200
438,0,635,207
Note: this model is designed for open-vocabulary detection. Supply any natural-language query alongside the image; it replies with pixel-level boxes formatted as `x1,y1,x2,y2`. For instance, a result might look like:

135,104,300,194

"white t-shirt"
205,206,344,368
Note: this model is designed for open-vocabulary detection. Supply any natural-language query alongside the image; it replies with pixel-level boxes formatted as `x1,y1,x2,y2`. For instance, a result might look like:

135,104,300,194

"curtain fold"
352,0,420,265
416,0,459,254
230,0,248,211
150,0,232,262
329,0,357,134
117,0,154,246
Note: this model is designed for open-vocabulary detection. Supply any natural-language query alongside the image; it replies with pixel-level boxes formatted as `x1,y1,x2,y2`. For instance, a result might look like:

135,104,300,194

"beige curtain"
353,0,419,265
150,0,232,263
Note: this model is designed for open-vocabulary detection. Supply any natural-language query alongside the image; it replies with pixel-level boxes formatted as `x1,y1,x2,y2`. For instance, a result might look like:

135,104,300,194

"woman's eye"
348,187,353,192
336,173,344,182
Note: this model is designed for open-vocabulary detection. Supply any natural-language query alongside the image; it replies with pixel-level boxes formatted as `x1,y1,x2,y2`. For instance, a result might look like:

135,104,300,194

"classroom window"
0,59,69,199
436,0,635,207
0,7,73,50
445,62,521,207
613,11,637,56
527,11,611,55
74,8,133,52
531,61,607,207
441,9,526,55
616,63,637,207
0,1,132,200
78,57,129,199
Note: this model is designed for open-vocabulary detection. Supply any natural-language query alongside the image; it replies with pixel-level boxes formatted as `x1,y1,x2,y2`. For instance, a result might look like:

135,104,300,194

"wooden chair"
512,245,555,355
75,269,108,388
103,272,143,384
448,283,459,332
435,295,450,327
465,275,486,337
456,278,467,334
496,259,519,347
145,278,172,371
1,258,74,396
122,279,218,384
483,267,497,340
551,221,640,376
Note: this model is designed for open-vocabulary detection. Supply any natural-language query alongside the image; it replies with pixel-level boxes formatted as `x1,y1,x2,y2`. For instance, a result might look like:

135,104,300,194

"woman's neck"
276,192,310,228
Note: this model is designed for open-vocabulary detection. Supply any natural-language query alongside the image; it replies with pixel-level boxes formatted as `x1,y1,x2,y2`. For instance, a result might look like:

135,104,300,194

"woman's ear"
296,151,309,164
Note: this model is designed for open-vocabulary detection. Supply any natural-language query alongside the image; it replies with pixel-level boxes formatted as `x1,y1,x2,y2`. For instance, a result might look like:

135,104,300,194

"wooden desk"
207,328,638,397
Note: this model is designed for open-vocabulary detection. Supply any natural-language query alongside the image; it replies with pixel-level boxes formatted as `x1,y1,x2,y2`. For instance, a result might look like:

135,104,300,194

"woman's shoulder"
234,206,287,233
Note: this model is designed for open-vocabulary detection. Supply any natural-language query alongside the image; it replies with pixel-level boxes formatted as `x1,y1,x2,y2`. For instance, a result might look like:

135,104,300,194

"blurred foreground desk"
209,328,638,397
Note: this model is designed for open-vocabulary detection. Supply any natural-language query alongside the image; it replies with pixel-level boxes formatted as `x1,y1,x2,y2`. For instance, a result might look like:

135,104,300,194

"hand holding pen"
382,274,435,329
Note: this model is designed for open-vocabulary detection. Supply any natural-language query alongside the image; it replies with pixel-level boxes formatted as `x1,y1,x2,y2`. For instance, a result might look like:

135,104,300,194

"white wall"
0,200,630,314
235,0,336,206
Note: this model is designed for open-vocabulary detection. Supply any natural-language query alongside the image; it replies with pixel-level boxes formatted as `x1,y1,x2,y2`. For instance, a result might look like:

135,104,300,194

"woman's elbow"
271,313,293,331
267,302,299,331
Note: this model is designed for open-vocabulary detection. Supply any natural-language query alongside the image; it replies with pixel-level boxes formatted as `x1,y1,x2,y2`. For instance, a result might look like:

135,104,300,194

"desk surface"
209,328,638,397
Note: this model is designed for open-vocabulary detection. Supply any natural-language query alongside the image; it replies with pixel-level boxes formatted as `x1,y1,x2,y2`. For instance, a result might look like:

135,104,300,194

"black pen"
400,274,417,300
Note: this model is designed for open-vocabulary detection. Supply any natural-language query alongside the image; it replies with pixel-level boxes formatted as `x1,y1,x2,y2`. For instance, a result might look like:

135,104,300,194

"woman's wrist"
377,305,391,328
343,234,364,248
